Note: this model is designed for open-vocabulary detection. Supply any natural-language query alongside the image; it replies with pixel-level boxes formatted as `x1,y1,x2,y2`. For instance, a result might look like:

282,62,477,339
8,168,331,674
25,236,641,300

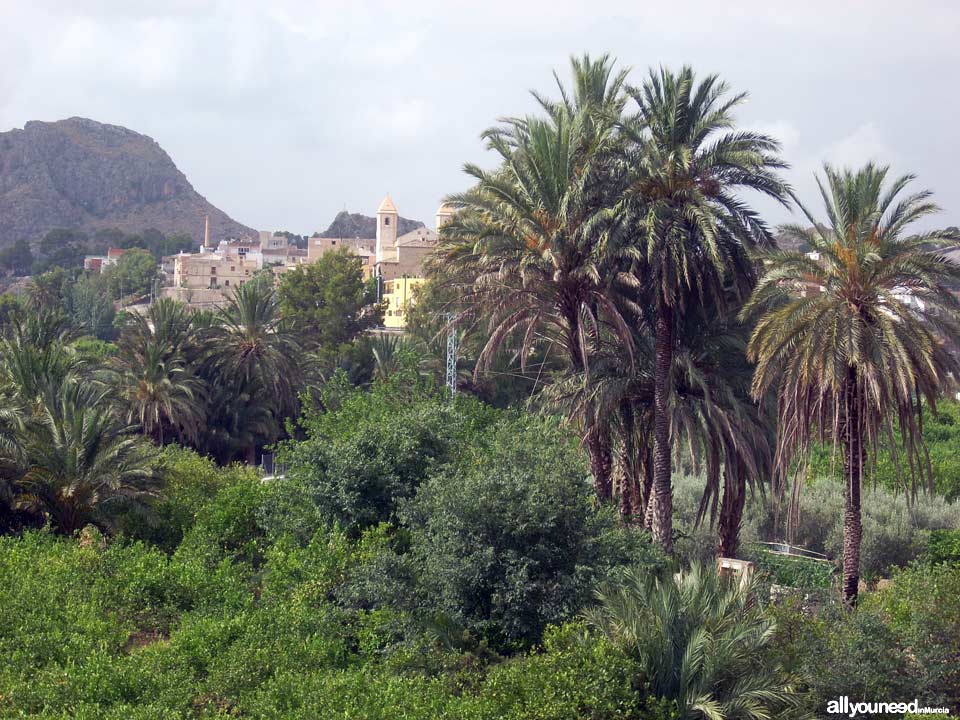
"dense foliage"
0,395,682,719
0,52,959,718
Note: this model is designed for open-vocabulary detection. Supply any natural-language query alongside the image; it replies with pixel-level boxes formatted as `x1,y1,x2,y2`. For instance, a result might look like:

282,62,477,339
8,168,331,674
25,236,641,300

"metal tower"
445,313,458,395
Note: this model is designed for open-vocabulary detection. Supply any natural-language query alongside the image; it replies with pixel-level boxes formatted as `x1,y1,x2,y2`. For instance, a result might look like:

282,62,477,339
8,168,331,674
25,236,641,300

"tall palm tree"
744,163,960,606
546,297,770,560
113,300,206,445
587,563,803,719
0,397,29,532
209,281,304,461
437,54,633,497
614,66,788,550
198,378,276,466
114,342,206,445
0,309,82,410
673,298,774,559
11,382,160,535
122,297,199,362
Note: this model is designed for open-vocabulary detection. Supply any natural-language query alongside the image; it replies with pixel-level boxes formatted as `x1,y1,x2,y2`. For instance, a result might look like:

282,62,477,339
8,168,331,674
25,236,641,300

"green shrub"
755,550,834,589
405,415,667,650
116,447,258,552
767,562,960,715
267,386,500,539
452,624,668,720
874,562,960,704
174,473,268,569
925,528,960,565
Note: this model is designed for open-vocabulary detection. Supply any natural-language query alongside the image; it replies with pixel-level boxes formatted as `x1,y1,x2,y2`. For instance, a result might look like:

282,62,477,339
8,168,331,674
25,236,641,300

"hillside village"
80,195,453,329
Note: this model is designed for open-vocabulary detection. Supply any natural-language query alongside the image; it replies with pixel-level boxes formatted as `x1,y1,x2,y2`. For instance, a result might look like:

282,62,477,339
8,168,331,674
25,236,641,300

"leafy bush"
267,382,500,539
174,472,268,569
874,562,960,704
767,562,960,715
451,624,672,720
755,550,834,589
115,447,258,552
925,528,960,565
0,521,677,719
405,415,667,650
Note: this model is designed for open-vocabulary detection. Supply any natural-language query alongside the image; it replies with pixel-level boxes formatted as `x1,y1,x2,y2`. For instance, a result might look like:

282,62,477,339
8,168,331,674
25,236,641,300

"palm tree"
744,163,960,606
197,378,275,465
546,297,771,560
113,300,207,445
587,563,802,719
0,309,82,410
0,397,29,532
209,281,304,461
122,297,199,362
114,342,206,445
437,54,633,497
614,66,788,550
10,382,160,535
370,333,428,381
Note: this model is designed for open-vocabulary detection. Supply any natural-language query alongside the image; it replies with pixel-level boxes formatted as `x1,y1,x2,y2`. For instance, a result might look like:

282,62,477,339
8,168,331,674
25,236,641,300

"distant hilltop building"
308,195,452,328
163,199,452,327
165,215,308,308
83,247,126,272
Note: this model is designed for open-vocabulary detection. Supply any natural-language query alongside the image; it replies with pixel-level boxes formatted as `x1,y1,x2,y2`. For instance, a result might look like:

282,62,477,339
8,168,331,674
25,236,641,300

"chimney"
204,215,211,249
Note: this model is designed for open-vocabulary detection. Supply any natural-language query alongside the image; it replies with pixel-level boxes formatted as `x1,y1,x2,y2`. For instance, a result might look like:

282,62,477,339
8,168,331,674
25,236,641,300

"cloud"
360,99,434,143
1,0,958,233
815,123,895,170
744,120,801,154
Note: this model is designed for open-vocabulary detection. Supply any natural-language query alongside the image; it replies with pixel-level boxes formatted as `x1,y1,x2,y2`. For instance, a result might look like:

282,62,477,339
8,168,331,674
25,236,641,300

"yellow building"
382,276,425,329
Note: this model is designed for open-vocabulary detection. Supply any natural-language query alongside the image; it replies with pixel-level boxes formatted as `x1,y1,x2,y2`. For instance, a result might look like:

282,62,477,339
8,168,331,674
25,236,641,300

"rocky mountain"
0,117,254,246
316,211,423,239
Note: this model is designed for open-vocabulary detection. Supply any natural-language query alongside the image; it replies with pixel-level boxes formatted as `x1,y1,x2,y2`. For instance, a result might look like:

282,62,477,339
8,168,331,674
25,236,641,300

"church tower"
375,194,398,263
435,203,455,231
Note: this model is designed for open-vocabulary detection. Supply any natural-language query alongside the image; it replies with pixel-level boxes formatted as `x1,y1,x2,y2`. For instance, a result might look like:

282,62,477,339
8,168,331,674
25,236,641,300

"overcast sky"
2,0,959,234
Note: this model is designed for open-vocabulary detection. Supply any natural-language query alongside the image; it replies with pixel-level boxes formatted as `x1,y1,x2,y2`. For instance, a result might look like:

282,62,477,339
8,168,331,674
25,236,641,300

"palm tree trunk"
651,302,674,551
562,293,613,502
587,425,613,502
642,445,654,530
615,452,643,522
616,462,633,518
718,467,745,558
842,367,863,607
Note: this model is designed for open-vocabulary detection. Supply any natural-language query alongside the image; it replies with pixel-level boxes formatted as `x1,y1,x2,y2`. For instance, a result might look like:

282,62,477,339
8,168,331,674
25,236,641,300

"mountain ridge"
0,117,255,246
315,211,424,239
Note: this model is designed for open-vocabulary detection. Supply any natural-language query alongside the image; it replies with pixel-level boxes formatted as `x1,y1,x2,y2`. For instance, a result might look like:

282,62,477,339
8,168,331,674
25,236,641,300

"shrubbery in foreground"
1,380,957,717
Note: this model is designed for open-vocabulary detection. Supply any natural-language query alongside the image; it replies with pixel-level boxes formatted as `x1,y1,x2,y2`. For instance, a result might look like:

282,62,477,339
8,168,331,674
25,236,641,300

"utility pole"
445,312,458,396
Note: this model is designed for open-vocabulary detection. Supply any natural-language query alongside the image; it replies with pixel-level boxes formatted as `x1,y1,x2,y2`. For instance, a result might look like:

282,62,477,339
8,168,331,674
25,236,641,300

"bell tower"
435,203,454,231
375,194,398,262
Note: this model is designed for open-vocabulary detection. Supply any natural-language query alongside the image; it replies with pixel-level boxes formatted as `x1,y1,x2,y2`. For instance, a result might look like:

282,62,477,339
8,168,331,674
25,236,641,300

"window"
211,267,216,274
224,280,230,286
384,217,390,226
331,240,336,245
230,266,235,271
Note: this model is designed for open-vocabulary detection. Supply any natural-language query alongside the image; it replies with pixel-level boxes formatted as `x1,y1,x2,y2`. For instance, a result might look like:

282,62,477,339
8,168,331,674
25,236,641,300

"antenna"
445,312,458,396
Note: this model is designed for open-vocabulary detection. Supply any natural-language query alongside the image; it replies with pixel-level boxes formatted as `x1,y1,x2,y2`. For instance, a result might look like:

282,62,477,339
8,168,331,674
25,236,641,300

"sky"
1,0,959,235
